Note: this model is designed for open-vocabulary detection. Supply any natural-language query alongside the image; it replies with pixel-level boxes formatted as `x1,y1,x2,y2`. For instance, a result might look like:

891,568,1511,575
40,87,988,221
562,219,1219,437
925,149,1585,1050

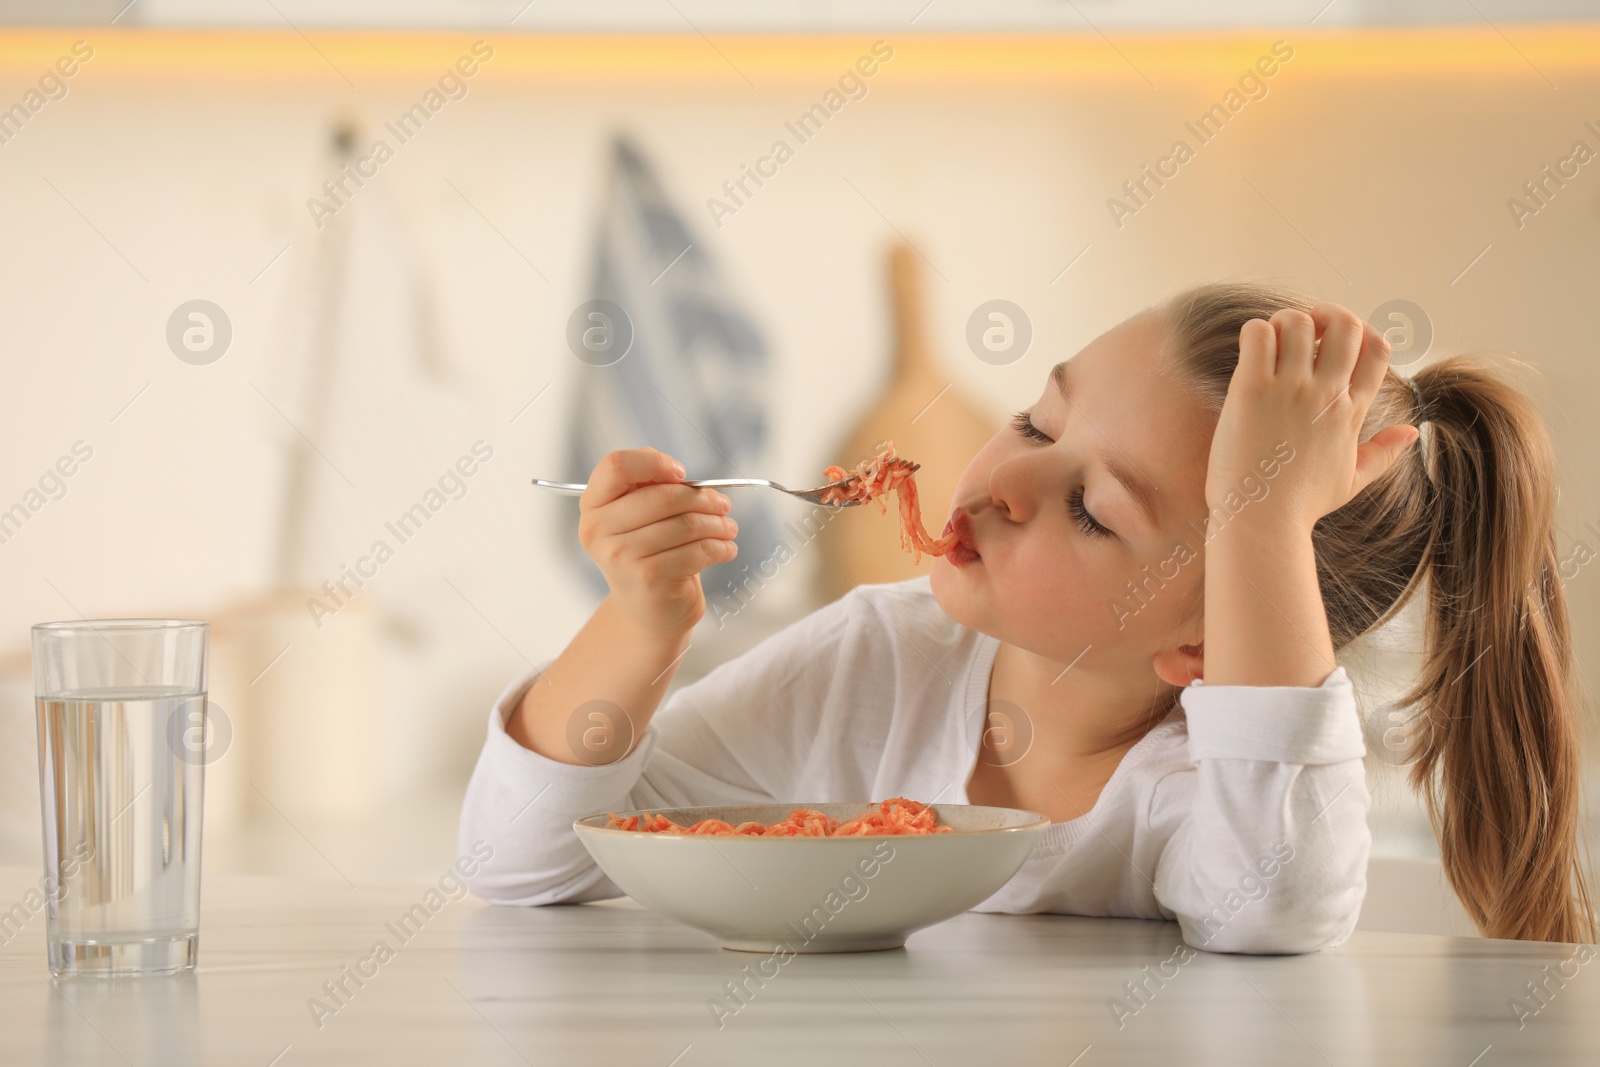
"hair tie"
1404,374,1428,421
1402,374,1435,489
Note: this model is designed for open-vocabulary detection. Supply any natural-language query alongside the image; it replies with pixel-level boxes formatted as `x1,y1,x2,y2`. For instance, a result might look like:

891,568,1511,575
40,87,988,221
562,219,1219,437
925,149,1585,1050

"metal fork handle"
531,478,775,494
534,463,914,504
677,478,777,490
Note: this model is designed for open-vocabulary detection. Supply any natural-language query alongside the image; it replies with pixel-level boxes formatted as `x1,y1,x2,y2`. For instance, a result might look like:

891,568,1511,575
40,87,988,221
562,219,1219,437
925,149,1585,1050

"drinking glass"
31,619,209,976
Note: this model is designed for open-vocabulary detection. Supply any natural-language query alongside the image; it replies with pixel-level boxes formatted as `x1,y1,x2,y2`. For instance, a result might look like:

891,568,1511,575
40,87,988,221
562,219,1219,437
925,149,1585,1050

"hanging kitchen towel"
563,135,783,612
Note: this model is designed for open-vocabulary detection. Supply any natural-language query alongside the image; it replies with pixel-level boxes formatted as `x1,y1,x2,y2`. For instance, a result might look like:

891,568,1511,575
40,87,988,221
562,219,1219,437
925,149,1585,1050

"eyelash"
1009,409,1050,443
1008,410,1113,539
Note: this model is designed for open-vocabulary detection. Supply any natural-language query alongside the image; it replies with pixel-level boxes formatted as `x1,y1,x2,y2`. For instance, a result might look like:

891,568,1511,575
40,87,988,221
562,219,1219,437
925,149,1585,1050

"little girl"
460,282,1594,951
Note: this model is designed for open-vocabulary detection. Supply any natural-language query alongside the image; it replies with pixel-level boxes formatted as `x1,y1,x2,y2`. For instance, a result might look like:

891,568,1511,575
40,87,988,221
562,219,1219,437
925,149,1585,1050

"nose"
985,453,1043,524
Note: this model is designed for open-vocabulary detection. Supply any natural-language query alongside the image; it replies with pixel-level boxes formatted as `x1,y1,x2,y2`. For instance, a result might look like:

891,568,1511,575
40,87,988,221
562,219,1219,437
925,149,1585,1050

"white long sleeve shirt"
458,576,1370,954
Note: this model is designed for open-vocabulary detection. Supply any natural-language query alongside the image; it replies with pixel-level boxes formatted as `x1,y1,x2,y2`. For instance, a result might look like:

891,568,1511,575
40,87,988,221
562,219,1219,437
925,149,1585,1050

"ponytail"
1402,359,1595,942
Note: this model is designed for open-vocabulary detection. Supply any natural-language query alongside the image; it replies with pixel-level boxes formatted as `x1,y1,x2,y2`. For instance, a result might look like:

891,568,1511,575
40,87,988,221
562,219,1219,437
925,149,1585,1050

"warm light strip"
0,27,1595,84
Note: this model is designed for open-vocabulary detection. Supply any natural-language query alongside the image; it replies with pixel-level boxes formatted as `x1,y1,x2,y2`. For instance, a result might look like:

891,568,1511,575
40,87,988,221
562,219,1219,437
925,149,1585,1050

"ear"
1153,642,1204,688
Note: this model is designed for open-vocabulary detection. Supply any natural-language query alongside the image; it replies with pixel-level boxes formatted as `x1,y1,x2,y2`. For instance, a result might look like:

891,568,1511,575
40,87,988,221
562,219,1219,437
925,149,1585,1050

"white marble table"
0,865,1594,1066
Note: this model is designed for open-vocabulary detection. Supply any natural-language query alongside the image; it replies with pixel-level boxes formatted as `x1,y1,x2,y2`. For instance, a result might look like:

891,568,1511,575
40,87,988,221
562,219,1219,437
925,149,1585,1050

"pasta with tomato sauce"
818,442,961,564
604,797,955,836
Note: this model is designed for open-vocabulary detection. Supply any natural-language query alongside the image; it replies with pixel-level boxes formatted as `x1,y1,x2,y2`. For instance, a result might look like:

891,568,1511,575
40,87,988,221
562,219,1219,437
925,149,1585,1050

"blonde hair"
1159,281,1595,943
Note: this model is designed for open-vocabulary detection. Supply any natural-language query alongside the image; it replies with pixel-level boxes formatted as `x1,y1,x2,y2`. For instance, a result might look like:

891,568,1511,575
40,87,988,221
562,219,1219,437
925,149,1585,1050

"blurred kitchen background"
2,0,1599,938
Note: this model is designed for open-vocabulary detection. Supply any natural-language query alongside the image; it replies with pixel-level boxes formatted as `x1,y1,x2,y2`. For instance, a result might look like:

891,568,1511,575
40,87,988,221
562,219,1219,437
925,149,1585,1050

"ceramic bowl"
573,802,1049,953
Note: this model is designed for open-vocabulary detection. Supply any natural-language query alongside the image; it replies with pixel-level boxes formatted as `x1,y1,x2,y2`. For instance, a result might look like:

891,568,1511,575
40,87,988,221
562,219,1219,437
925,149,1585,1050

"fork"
532,464,918,509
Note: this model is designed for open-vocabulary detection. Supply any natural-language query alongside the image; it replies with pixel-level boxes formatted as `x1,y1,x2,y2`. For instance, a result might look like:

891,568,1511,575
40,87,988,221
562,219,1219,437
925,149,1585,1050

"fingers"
1267,308,1317,379
1236,318,1277,383
600,480,732,537
1308,303,1366,390
1351,423,1421,497
626,509,740,558
1347,318,1394,408
578,449,737,577
638,535,739,581
1242,304,1393,412
582,448,686,509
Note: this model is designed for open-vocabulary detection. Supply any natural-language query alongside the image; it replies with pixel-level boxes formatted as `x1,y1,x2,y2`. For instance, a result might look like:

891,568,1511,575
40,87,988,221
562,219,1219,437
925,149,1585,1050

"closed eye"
1068,487,1112,538
1010,409,1051,443
1009,410,1114,539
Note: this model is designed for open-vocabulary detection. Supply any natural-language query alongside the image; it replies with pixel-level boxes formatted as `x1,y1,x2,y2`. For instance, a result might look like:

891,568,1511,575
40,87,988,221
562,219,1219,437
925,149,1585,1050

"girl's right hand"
578,448,739,637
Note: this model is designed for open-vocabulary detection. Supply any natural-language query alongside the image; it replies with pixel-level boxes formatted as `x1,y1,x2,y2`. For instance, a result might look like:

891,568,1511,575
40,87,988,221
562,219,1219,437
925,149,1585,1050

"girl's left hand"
1205,303,1421,532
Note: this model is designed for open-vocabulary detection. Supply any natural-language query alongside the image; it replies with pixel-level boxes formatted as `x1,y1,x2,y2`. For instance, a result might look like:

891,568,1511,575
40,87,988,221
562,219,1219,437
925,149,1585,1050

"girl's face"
929,312,1218,682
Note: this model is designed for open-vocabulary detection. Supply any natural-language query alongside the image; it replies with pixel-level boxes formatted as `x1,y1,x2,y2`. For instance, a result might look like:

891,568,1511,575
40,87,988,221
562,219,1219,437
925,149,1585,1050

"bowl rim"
573,801,1051,839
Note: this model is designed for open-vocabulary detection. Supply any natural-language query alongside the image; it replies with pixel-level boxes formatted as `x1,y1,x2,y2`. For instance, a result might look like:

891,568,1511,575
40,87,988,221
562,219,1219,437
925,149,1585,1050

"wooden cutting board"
815,242,997,603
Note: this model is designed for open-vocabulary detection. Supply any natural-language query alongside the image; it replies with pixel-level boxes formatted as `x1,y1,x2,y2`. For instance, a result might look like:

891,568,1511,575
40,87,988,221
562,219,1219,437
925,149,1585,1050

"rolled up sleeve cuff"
1179,665,1364,765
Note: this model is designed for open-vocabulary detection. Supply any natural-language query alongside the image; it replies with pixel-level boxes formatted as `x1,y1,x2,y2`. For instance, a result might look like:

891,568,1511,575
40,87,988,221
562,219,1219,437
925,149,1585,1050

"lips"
942,510,980,566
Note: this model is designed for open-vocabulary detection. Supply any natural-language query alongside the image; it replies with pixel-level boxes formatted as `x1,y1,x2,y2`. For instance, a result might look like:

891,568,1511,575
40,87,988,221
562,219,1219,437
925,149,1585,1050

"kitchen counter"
0,865,1594,1066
